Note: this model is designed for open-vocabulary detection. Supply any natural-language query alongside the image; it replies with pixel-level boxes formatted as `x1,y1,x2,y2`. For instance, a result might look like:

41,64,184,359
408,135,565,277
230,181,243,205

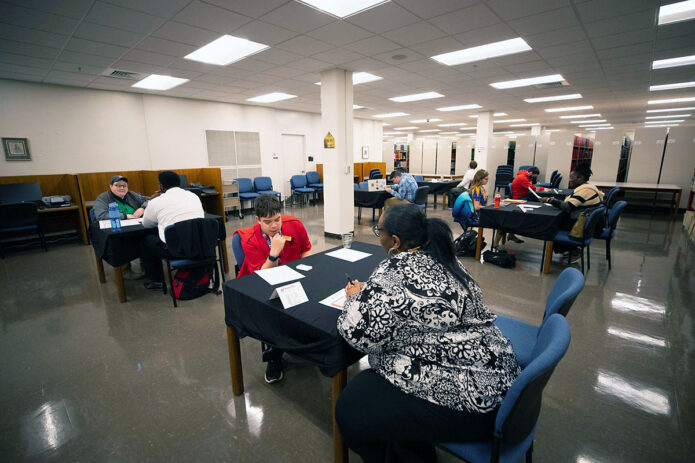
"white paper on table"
256,265,305,285
99,220,111,229
319,289,347,310
325,248,372,262
296,264,313,271
269,281,308,309
120,218,143,227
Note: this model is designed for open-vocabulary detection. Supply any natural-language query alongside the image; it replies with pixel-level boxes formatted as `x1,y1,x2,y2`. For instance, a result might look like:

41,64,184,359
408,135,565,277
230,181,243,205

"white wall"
628,127,668,183
546,131,575,189
0,80,382,189
436,139,452,175
514,135,535,170
535,134,550,181
591,130,624,183
657,126,695,208
455,138,475,175
421,139,438,174
487,136,510,192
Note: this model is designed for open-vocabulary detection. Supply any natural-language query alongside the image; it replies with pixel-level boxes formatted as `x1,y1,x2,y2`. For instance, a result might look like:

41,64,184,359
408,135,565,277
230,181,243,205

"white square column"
321,69,354,237
475,111,493,170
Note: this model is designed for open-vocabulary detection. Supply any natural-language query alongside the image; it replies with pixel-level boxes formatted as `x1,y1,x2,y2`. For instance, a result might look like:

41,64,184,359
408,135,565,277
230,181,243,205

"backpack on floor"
454,230,486,257
482,250,516,268
172,265,219,300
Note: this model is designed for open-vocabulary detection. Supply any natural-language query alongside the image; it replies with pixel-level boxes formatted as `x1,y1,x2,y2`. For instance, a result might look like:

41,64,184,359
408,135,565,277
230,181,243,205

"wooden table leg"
543,240,553,275
332,369,348,463
94,251,106,283
442,193,447,210
221,240,230,274
475,227,483,260
226,325,244,396
114,265,127,303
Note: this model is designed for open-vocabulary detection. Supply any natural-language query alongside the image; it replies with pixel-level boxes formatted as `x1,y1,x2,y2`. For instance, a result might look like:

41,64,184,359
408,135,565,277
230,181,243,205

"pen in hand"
345,273,355,286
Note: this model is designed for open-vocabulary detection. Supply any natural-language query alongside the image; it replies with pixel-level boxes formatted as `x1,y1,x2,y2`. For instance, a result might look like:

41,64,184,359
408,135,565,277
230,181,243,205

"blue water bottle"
108,202,121,232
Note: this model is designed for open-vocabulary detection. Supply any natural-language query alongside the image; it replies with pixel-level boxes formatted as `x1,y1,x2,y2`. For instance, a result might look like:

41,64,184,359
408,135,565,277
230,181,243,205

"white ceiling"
1,0,694,132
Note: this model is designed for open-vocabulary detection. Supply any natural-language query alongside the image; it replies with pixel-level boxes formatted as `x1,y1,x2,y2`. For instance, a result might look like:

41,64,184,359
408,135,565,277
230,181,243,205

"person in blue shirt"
385,169,418,209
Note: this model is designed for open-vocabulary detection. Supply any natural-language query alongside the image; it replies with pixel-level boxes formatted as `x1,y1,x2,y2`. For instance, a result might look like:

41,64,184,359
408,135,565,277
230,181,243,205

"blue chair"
359,181,368,189
552,173,562,188
452,191,477,231
596,200,627,270
306,171,323,201
290,175,316,206
495,267,584,367
603,186,620,210
518,165,533,172
414,175,424,182
0,202,47,258
235,178,259,209
369,168,382,179
441,314,571,463
538,170,558,188
253,176,281,201
495,165,514,194
414,186,429,215
231,232,245,277
88,207,96,224
507,182,513,198
553,206,606,274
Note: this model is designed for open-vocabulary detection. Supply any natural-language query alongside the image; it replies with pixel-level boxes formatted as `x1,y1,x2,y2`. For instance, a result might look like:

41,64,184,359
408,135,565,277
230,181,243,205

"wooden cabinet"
223,181,241,218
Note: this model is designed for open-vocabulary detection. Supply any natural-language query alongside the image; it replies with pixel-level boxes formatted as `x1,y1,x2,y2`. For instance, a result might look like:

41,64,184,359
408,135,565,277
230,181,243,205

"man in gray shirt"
93,175,149,220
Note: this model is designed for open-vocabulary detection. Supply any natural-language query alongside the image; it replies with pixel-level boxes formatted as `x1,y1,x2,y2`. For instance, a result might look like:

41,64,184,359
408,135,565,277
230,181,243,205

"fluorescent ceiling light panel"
373,112,409,118
382,122,391,126
587,127,614,130
493,131,514,135
431,38,532,66
384,131,404,135
658,0,695,25
645,124,680,127
646,106,695,113
436,104,482,112
570,119,606,124
648,96,695,104
458,127,477,130
438,122,467,127
297,0,390,18
132,74,188,90
494,118,526,123
439,131,459,134
185,35,269,65
490,74,565,89
545,105,594,112
315,71,382,85
510,123,540,127
559,113,601,119
394,126,418,130
645,119,684,123
649,81,695,91
545,129,561,132
652,54,695,69
524,93,582,103
470,113,507,118
389,92,444,103
579,123,611,127
246,92,296,103
410,118,442,123
353,105,365,109
645,114,691,119
419,129,441,132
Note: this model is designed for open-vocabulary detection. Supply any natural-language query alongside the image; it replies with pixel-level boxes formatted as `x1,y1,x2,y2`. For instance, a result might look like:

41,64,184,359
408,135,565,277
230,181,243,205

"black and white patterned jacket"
338,251,520,413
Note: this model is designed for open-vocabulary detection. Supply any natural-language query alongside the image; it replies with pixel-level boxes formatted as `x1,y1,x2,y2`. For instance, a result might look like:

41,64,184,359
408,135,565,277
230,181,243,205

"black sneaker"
264,359,284,384
508,236,525,244
144,281,165,291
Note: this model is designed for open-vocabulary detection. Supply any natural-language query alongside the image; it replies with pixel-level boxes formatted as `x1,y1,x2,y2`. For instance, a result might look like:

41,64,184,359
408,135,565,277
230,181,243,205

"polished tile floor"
0,202,693,462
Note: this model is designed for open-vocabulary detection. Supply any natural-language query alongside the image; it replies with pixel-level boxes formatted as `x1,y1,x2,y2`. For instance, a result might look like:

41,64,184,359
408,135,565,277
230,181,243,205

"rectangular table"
593,181,682,214
475,203,567,274
417,180,459,209
223,242,385,463
353,189,391,224
535,188,573,200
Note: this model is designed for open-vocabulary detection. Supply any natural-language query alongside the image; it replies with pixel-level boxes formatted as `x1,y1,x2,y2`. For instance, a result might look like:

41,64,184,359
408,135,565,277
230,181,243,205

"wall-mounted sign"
324,132,335,149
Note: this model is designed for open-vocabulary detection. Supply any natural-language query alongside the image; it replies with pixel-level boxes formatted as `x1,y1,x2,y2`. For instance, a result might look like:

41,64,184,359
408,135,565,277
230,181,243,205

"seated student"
446,160,478,206
468,169,489,223
511,166,540,200
233,194,312,383
384,169,418,209
140,171,204,291
336,204,520,462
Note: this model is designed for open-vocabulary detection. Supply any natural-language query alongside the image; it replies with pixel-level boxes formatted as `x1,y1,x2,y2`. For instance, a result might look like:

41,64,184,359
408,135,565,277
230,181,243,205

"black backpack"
482,249,516,268
172,265,219,300
454,230,486,257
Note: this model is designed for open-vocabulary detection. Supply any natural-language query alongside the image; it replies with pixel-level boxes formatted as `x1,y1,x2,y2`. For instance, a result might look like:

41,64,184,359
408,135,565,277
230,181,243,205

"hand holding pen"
345,273,364,297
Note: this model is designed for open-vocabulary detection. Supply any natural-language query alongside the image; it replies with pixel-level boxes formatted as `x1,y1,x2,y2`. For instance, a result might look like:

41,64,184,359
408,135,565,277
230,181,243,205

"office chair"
0,202,47,258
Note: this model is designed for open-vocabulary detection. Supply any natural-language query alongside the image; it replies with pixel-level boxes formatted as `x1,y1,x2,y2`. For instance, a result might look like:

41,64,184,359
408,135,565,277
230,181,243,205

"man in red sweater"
511,167,540,200
233,194,312,383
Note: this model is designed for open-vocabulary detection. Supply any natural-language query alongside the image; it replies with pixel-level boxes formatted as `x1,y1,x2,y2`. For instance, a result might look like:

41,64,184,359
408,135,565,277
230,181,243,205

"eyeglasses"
372,224,385,237
112,183,128,188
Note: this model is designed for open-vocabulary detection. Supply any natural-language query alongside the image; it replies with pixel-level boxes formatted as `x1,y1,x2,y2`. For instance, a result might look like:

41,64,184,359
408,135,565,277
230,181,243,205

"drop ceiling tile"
653,35,695,53
597,42,652,60
583,10,655,38
0,62,48,76
509,7,580,35
0,24,68,49
344,35,401,55
393,0,478,19
453,23,519,47
57,50,114,67
546,51,598,67
0,3,80,35
487,0,570,20
73,22,145,48
254,48,303,66
136,37,197,57
250,73,284,85
264,66,308,78
590,29,655,51
503,60,556,75
204,0,287,19
536,40,593,60
259,2,335,34
291,72,322,83
85,2,166,34
396,58,442,73
382,21,447,47
152,21,220,47
652,46,695,61
373,48,426,65
121,49,176,66
87,77,135,89
525,26,588,50
167,58,220,74
64,38,129,59
207,65,255,80
600,53,651,69
0,39,61,60
100,0,192,18
3,0,93,18
429,3,500,35
196,73,239,86
285,56,333,72
306,21,373,47
275,35,334,56
52,62,104,75
575,0,658,23
231,21,298,46
44,70,96,83
346,2,420,34
227,58,276,73
310,48,363,65
43,77,91,86
110,60,169,75
172,1,252,34
341,57,392,72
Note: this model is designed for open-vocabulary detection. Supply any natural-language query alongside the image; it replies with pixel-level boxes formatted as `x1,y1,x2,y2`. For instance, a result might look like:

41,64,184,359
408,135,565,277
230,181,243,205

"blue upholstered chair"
495,165,514,194
253,177,281,200
538,170,558,188
414,186,429,215
495,267,584,367
235,178,259,208
290,175,316,206
440,314,571,463
306,171,323,200
552,173,562,188
231,232,244,277
507,182,513,198
603,186,620,210
414,175,424,182
0,202,47,258
596,200,627,270
553,206,606,274
368,168,382,179
452,191,477,231
359,181,368,189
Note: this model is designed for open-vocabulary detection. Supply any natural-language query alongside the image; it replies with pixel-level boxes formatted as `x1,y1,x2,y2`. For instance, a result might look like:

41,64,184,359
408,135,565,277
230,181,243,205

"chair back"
359,181,368,189
235,178,254,194
584,206,606,240
414,186,429,207
253,176,273,191
495,165,514,185
552,174,563,188
549,170,558,184
496,314,571,446
607,201,627,231
231,232,245,276
518,165,533,172
0,202,39,228
369,169,383,179
544,268,585,320
164,218,218,260
306,171,320,184
452,192,474,225
88,208,96,224
414,175,424,182
508,183,513,197
290,175,307,189
604,186,620,209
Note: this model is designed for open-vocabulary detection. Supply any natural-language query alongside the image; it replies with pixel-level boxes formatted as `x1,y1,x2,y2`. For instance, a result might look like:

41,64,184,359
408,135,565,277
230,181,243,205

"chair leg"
358,207,362,225
38,229,48,252
218,243,226,283
166,261,177,307
587,244,591,270
526,442,534,463
606,239,611,270
580,248,585,274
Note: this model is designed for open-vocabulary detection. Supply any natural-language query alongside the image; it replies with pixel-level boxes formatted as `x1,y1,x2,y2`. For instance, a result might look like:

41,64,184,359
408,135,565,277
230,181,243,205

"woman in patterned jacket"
336,203,520,462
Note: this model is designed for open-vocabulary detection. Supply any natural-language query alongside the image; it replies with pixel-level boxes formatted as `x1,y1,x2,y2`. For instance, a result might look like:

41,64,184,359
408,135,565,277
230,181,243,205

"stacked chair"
290,175,316,206
494,165,514,195
252,177,281,201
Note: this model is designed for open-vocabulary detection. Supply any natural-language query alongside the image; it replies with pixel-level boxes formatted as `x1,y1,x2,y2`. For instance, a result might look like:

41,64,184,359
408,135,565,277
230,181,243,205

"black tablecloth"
479,203,566,241
223,241,386,377
536,188,573,199
354,189,391,208
417,180,459,195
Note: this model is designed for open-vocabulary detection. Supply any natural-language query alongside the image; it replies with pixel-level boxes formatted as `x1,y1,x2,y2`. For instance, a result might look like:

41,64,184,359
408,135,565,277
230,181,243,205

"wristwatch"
268,254,280,262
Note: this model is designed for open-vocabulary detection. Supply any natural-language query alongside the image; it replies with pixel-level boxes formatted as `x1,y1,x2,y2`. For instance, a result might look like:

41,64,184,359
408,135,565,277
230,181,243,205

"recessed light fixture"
493,131,515,135
649,81,695,91
648,96,695,104
132,74,189,90
490,74,565,89
439,131,459,134
394,126,418,130
652,54,695,69
545,105,594,112
510,123,540,127
296,0,389,18
431,38,532,66
373,112,410,118
382,122,391,126
314,71,383,86
646,106,695,113
419,129,441,132
644,124,680,127
410,118,442,123
246,92,296,103
645,119,685,123
353,105,365,109
438,122,467,127
545,129,561,132
389,92,444,103
185,35,269,65
658,0,695,25
384,131,405,135
494,118,526,123
579,123,611,127
570,119,606,124
436,104,482,112
645,114,691,119
559,114,601,119
587,127,614,130
524,93,582,103
470,112,507,118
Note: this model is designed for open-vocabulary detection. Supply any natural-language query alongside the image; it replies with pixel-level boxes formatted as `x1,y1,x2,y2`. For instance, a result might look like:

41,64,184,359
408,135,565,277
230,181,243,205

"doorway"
281,134,305,198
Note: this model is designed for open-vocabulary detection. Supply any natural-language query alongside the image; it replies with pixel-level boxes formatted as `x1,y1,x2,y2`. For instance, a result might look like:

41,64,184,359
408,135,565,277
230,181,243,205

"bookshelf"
450,141,457,175
394,144,409,172
571,136,594,171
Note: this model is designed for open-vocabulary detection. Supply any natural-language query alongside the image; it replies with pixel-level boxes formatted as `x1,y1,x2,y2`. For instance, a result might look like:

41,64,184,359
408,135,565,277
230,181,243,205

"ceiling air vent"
534,81,569,90
101,68,144,80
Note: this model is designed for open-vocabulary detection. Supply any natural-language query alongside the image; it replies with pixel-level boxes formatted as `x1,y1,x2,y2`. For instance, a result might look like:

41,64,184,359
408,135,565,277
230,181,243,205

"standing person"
384,169,418,209
140,171,204,291
336,204,519,462
233,194,312,383
511,166,540,200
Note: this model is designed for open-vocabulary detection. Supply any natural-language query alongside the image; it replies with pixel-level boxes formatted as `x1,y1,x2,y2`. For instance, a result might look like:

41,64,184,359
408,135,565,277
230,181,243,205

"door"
281,134,305,197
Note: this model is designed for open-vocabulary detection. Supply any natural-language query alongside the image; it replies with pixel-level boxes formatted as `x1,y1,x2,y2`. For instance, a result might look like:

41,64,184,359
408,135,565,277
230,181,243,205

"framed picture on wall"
3,138,31,161
361,146,369,159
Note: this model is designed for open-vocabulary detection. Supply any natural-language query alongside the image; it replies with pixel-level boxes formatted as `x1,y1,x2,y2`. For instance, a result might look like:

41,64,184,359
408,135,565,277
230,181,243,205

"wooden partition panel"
354,163,364,182
316,164,324,183
365,162,386,178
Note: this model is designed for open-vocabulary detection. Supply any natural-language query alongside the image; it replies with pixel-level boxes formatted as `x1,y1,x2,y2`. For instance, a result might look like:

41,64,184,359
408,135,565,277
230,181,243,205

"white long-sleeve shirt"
457,168,479,189
142,187,204,242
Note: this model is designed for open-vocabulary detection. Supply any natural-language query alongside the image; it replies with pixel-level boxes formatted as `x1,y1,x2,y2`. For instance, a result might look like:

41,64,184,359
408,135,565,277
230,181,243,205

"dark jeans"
140,234,167,282
336,369,497,463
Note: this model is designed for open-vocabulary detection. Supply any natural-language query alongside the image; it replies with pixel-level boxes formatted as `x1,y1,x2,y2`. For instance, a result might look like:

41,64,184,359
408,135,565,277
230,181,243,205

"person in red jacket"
233,194,312,383
511,167,540,200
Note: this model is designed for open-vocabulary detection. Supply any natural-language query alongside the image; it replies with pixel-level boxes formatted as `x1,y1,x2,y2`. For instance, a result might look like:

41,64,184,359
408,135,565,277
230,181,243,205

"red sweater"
234,215,311,277
511,170,536,199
